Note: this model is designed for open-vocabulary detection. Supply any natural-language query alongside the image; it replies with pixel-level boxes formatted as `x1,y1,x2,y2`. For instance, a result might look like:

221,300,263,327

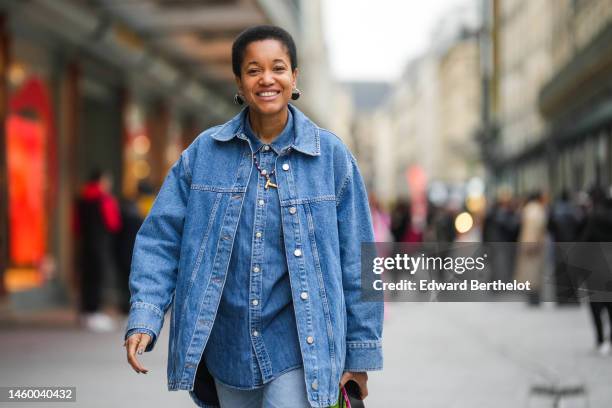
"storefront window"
5,65,54,291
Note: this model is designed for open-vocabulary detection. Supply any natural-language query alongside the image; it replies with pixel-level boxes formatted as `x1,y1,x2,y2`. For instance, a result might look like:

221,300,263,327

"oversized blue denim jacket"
124,103,383,407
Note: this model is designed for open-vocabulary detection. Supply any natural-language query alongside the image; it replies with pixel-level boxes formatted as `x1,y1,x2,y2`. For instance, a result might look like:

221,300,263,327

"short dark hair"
231,25,298,77
88,168,103,182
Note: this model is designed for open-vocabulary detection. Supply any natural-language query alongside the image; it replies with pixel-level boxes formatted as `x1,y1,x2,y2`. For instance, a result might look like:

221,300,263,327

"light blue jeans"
213,367,312,407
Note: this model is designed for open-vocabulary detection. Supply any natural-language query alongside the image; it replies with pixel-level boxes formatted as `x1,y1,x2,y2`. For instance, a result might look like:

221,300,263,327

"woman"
123,25,383,408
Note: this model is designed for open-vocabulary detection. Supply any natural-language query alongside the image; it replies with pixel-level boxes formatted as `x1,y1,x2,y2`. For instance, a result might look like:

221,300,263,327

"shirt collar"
209,104,320,156
243,108,294,155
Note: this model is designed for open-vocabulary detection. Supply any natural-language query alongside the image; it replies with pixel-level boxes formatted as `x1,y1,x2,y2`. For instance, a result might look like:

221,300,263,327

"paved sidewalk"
368,302,610,407
0,313,193,407
0,302,609,407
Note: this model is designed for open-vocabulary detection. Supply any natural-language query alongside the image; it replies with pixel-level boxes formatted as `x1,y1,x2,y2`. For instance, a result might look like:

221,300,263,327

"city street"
1,302,609,407
1,0,612,407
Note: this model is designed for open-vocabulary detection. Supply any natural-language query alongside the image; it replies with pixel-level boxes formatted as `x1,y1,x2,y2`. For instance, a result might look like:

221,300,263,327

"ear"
291,68,299,88
234,76,243,94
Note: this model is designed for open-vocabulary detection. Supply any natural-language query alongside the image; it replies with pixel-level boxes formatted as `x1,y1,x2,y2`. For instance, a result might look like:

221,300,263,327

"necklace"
252,153,278,189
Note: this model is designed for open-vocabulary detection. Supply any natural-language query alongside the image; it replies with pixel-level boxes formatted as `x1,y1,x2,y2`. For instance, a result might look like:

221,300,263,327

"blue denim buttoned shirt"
124,104,383,408
204,109,303,388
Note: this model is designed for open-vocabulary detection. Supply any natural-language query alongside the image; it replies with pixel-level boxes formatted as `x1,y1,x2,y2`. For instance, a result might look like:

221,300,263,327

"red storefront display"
5,75,55,291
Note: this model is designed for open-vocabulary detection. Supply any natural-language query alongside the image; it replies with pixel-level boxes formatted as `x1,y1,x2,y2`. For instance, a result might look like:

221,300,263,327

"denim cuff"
124,301,165,352
344,340,383,371
125,328,157,349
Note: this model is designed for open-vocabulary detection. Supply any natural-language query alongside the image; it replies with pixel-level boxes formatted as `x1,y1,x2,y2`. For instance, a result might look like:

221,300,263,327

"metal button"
255,231,262,238
289,207,297,214
306,336,314,344
300,292,308,300
263,145,270,151
311,380,318,390
252,330,259,337
294,248,302,257
282,163,290,171
258,199,265,206
253,266,260,273
252,299,259,306
261,169,267,175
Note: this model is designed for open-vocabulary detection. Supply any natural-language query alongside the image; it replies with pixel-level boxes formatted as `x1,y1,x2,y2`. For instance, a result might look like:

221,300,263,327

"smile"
256,90,281,98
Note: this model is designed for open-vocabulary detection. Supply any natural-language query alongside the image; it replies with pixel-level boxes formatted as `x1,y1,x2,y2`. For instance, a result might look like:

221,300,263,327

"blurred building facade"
342,81,391,193
367,0,483,205
483,0,612,197
0,0,333,310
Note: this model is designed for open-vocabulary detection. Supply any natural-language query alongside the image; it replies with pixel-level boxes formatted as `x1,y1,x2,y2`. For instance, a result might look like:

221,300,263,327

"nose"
259,69,275,86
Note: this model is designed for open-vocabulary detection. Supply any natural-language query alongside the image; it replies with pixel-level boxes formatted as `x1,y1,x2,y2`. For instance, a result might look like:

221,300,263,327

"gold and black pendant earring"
291,88,301,100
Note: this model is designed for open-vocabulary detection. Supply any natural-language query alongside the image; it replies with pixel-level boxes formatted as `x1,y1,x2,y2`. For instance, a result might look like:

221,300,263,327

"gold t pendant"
265,178,278,189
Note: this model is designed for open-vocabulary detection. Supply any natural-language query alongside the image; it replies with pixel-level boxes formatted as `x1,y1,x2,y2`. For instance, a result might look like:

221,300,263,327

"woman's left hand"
339,371,368,399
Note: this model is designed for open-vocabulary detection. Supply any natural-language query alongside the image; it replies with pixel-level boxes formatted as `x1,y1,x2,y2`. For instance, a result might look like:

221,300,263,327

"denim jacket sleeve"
336,152,384,372
124,149,192,352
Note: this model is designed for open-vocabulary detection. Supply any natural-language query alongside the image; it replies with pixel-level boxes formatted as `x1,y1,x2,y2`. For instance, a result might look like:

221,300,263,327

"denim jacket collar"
243,107,294,155
209,103,320,156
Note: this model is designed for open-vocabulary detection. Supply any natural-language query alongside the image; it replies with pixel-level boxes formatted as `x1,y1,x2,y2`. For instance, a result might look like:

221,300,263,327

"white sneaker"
82,312,117,333
598,342,611,356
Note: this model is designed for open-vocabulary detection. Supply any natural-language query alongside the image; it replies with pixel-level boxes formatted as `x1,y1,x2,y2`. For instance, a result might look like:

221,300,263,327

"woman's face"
235,39,298,117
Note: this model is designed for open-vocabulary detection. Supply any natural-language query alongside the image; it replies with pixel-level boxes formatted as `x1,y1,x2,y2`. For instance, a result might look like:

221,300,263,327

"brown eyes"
246,67,286,75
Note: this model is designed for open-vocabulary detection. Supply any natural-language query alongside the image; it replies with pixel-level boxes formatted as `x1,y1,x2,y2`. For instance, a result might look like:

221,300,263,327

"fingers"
126,333,149,374
138,334,152,354
355,372,369,399
358,378,369,399
340,371,369,400
339,371,352,388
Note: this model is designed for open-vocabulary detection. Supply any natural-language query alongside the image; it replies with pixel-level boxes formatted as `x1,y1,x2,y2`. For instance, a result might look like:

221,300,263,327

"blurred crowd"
370,185,612,354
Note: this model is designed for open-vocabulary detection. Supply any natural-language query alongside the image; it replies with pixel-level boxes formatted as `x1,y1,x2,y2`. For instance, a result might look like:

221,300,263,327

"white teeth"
258,91,278,97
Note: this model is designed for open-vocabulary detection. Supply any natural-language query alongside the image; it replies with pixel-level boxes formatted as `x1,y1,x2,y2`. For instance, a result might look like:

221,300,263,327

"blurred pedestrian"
429,204,456,243
548,190,583,305
135,179,155,218
391,199,410,242
483,191,520,284
392,200,423,243
123,25,382,407
370,193,392,243
580,187,612,355
75,169,121,332
514,191,548,306
114,186,146,316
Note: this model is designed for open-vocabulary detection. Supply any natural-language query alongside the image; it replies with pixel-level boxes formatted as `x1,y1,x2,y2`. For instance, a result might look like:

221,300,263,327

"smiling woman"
123,25,383,408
